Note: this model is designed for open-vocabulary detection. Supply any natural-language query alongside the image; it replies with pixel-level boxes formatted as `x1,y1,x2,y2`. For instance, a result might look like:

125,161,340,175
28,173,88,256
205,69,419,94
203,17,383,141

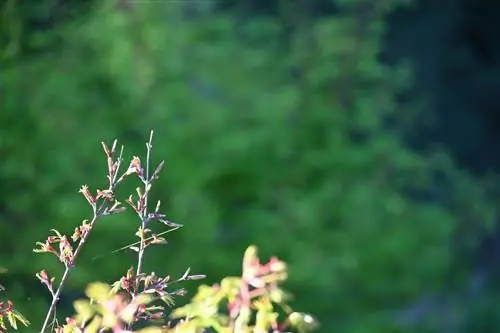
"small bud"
37,270,49,282
59,236,74,265
71,227,81,242
79,185,96,206
267,257,287,273
96,189,114,201
101,142,111,158
125,156,143,177
151,160,165,180
126,195,138,212
111,139,118,154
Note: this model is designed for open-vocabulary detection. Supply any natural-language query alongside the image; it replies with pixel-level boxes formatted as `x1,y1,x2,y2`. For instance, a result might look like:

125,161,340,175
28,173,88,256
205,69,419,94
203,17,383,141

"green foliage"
0,275,30,332
169,245,317,333
1,0,499,332
62,246,316,333
0,306,30,331
63,282,158,333
7,132,315,333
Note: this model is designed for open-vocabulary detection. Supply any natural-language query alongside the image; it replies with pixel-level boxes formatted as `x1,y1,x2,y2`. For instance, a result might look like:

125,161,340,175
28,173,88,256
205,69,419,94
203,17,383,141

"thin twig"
135,130,154,282
39,142,123,333
90,225,181,261
40,212,101,333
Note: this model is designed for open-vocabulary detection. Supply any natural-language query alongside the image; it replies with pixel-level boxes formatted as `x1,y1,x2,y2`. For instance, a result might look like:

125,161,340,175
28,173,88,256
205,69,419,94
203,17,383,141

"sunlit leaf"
85,282,112,302
73,300,94,320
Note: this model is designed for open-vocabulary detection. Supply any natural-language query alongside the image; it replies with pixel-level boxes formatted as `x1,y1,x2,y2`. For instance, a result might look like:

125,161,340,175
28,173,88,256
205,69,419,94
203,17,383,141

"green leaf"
85,282,111,302
7,311,17,329
73,299,94,321
13,310,30,327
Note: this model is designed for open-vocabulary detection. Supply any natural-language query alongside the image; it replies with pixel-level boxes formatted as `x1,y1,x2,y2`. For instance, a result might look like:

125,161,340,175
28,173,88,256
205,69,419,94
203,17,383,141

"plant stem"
135,216,147,284
39,215,99,333
39,267,70,333
126,133,154,332
135,131,154,283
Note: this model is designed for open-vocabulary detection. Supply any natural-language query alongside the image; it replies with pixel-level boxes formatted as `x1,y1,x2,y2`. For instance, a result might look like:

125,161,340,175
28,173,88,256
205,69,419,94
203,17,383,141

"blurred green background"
3,0,500,332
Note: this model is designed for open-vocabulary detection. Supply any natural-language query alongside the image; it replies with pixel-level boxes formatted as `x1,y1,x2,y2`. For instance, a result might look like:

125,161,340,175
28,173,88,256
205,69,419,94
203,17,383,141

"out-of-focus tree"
1,1,499,332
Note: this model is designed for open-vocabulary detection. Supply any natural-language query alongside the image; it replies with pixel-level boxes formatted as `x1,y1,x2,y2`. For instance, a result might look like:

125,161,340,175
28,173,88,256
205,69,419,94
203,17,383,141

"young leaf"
85,282,112,302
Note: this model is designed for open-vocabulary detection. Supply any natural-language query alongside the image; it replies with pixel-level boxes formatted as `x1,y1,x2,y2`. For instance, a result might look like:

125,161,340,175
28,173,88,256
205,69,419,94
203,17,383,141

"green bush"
1,1,498,332
1,133,317,333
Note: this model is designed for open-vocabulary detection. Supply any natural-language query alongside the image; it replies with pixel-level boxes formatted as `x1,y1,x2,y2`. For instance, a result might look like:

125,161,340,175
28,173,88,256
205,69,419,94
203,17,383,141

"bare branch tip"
111,139,118,153
101,142,111,157
147,130,155,149
119,145,125,159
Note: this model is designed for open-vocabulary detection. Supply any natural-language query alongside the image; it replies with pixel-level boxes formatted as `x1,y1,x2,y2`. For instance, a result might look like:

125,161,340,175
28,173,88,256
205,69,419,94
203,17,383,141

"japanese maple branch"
38,141,124,333
40,212,99,333
135,130,154,281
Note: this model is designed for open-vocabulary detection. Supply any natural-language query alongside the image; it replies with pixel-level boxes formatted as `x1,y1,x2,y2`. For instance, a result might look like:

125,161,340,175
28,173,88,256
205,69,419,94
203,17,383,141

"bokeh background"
2,0,500,332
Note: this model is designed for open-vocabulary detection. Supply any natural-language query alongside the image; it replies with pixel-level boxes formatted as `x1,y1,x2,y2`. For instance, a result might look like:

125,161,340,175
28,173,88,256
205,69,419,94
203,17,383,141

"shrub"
0,132,316,333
